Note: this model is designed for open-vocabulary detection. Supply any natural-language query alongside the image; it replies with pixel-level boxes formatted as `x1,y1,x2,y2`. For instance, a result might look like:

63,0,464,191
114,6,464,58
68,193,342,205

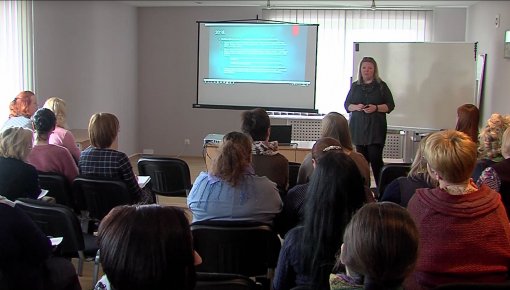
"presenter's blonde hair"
0,127,33,161
88,113,119,149
43,97,68,128
423,130,477,183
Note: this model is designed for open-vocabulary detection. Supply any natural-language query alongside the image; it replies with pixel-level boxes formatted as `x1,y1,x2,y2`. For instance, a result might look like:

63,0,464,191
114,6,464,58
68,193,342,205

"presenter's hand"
350,104,366,112
363,104,377,114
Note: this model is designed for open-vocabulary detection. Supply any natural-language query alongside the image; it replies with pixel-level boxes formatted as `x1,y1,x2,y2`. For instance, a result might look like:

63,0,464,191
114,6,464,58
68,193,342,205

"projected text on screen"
206,23,310,86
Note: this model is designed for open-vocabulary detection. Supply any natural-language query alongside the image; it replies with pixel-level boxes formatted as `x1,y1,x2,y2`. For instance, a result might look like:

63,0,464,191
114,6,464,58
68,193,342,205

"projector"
203,134,224,145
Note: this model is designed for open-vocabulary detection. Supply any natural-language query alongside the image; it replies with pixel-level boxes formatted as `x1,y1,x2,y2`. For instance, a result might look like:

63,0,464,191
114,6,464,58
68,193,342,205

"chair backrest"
196,272,259,290
378,163,412,197
72,176,131,221
14,198,85,257
288,162,301,190
137,157,192,197
38,171,74,209
191,221,281,277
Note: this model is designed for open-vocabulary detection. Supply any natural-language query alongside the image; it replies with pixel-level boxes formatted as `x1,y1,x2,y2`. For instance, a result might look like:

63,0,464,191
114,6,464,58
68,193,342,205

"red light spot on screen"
292,25,299,36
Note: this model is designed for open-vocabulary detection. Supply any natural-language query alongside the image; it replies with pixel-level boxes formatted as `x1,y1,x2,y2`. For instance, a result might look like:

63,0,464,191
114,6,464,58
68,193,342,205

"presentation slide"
196,22,318,112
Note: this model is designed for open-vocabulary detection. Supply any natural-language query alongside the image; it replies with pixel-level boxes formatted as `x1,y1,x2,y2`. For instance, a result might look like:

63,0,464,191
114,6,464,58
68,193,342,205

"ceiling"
120,0,479,9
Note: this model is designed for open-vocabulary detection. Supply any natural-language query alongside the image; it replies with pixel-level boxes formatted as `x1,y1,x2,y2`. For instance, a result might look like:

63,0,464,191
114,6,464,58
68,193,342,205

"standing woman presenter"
344,57,395,188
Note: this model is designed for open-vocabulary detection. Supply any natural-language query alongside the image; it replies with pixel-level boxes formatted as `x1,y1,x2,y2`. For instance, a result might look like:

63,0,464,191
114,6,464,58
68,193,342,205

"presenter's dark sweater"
406,185,510,289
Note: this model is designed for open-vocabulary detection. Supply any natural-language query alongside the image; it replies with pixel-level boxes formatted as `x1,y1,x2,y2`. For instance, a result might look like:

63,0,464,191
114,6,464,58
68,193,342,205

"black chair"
72,176,132,222
196,272,261,290
38,171,74,209
433,281,510,289
14,198,99,277
137,156,192,197
377,163,412,198
191,221,281,279
288,162,301,190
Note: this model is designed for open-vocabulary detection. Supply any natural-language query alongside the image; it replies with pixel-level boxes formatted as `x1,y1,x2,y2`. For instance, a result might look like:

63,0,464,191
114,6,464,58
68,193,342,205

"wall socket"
184,138,190,145
495,14,500,28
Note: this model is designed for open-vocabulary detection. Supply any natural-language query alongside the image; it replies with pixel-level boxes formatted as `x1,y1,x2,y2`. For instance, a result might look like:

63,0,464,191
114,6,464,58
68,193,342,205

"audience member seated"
43,97,81,163
273,148,367,290
380,135,437,207
0,195,81,290
95,204,200,290
0,127,41,200
241,108,289,194
472,113,510,180
276,137,373,236
27,108,78,184
405,130,510,289
187,131,282,224
79,113,153,204
478,127,510,219
297,112,370,188
1,90,38,131
455,103,479,144
330,202,419,290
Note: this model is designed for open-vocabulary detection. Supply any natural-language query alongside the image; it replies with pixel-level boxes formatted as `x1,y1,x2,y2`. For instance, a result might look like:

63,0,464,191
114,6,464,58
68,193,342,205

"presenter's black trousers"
355,144,384,188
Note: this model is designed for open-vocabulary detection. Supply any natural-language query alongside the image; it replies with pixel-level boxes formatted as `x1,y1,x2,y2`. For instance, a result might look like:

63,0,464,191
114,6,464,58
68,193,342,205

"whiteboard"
353,42,476,130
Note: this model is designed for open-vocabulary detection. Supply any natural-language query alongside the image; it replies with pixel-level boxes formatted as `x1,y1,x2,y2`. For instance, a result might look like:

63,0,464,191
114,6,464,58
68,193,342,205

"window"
0,0,34,119
263,9,432,114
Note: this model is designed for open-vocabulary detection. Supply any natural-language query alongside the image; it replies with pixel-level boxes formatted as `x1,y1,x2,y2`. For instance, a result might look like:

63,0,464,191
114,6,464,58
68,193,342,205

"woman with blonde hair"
79,113,153,204
43,97,81,162
405,130,510,289
478,126,510,218
380,134,437,207
297,112,370,188
0,127,41,200
1,91,38,131
187,131,282,224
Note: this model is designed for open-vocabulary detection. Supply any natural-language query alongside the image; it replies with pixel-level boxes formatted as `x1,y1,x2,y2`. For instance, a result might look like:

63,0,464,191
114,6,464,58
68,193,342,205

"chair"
196,272,260,290
377,163,411,198
72,176,132,222
191,221,281,278
137,156,192,197
14,198,99,278
38,171,74,209
288,162,301,190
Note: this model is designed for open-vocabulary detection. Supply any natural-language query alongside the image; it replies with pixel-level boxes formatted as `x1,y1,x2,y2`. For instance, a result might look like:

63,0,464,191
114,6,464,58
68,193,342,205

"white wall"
137,7,262,156
467,1,510,123
433,7,467,41
34,1,138,154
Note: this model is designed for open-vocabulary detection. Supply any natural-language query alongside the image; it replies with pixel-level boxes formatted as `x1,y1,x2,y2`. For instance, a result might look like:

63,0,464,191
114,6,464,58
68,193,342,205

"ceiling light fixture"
371,0,377,11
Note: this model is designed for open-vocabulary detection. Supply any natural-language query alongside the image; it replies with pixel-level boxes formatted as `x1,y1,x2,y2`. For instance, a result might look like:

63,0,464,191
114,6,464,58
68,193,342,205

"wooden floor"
78,155,206,290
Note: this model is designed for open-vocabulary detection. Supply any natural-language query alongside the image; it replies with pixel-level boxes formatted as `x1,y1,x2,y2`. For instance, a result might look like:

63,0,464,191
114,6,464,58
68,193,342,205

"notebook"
269,125,292,146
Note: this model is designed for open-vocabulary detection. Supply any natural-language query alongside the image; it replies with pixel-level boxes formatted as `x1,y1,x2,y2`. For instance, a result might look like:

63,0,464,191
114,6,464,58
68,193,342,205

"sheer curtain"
0,0,34,119
263,9,432,114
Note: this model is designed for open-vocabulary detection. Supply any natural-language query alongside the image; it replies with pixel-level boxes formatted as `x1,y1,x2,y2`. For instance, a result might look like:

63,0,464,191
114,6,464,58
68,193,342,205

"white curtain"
0,0,34,119
262,9,432,114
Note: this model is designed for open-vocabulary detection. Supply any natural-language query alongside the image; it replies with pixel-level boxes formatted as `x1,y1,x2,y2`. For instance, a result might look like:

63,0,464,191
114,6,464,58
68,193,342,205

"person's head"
98,204,197,290
339,202,419,288
311,137,343,166
302,149,367,288
455,104,479,144
478,113,510,160
424,130,477,184
241,108,270,141
88,113,119,149
321,112,353,151
212,131,253,187
43,97,68,128
408,134,437,186
32,108,57,140
357,57,381,85
501,127,510,159
0,127,33,161
9,91,37,118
